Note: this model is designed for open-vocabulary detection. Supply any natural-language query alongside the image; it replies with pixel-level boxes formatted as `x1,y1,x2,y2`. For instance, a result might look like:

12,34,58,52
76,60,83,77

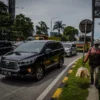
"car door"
51,43,59,64
43,43,54,68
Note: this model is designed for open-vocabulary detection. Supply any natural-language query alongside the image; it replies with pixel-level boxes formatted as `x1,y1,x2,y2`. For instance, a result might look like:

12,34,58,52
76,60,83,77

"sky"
1,0,100,39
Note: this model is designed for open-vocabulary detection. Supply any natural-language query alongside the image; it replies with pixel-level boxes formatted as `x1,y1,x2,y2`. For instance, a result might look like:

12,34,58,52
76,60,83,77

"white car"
62,42,77,56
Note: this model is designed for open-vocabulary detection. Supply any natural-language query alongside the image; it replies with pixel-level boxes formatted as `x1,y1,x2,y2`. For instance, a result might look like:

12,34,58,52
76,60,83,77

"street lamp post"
50,17,58,33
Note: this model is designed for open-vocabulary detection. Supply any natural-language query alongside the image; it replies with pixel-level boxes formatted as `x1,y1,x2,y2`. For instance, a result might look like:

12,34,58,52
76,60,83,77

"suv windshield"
14,42,45,53
63,44,71,48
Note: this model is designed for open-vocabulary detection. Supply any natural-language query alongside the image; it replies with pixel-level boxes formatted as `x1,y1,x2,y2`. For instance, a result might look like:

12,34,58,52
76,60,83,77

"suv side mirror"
45,48,52,54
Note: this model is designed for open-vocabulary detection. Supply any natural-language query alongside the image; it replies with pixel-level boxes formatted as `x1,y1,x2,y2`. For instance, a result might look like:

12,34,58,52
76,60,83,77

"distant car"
26,37,35,41
0,40,65,81
0,41,13,56
62,42,77,56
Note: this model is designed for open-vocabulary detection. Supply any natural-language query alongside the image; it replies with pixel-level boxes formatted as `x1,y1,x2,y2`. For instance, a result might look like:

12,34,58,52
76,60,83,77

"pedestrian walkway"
87,85,99,100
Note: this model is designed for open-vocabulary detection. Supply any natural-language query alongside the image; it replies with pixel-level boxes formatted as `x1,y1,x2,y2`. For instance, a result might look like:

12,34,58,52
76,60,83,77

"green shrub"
58,59,90,100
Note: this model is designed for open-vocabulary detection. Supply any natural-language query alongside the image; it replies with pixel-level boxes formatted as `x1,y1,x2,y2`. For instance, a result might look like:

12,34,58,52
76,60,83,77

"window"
56,42,63,49
46,43,56,50
14,42,45,53
4,42,12,47
72,44,76,47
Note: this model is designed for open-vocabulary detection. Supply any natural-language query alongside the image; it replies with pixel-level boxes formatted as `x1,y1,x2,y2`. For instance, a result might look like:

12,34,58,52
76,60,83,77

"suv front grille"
1,60,19,70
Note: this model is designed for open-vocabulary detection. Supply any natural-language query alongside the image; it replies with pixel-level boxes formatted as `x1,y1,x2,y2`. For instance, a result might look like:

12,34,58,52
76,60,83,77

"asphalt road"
0,53,83,100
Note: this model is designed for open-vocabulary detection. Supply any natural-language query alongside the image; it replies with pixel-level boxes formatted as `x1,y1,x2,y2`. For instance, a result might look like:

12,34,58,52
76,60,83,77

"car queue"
0,40,78,81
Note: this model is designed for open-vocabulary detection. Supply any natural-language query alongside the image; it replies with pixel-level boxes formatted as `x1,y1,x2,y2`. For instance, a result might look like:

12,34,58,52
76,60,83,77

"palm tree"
53,21,66,35
36,21,49,35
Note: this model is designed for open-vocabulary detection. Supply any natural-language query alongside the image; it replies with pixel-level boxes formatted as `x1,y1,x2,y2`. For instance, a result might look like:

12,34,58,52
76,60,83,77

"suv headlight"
18,59,35,66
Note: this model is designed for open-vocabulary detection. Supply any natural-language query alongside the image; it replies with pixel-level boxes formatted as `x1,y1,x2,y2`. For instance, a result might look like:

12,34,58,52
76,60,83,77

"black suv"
0,41,13,56
0,40,65,80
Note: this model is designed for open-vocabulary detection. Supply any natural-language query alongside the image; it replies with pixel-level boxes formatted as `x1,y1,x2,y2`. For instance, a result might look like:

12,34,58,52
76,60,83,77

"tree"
36,21,49,35
53,21,66,35
0,1,13,40
61,34,68,41
63,26,78,41
14,14,34,39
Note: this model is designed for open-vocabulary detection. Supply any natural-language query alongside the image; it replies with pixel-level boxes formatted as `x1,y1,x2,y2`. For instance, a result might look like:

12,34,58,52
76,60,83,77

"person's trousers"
90,66,99,85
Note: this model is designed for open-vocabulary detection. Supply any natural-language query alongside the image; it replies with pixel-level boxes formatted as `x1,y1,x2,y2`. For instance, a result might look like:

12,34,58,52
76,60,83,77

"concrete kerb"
50,57,82,100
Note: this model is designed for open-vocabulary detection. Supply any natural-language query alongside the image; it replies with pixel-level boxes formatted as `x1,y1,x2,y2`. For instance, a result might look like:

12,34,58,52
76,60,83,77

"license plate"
3,71,11,75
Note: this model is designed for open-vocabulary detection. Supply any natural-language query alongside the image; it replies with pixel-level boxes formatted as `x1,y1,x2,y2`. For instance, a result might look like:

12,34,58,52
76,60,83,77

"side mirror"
45,48,52,54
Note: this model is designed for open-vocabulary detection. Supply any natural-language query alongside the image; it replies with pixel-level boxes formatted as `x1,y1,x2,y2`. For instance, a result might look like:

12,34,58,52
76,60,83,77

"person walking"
83,41,100,87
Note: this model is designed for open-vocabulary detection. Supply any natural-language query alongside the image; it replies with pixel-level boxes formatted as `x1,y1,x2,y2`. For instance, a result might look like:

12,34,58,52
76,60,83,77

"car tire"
35,66,44,81
70,52,72,56
75,51,77,55
57,57,64,68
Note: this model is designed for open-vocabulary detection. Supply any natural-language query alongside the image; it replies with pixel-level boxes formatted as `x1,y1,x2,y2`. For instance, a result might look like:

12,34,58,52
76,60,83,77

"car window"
14,42,45,53
72,44,76,47
63,43,72,48
0,42,5,47
4,42,12,47
56,42,63,49
45,43,56,50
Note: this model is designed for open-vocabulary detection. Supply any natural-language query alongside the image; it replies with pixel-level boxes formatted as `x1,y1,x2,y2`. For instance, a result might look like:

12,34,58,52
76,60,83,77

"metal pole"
51,19,52,33
92,0,95,46
83,20,87,64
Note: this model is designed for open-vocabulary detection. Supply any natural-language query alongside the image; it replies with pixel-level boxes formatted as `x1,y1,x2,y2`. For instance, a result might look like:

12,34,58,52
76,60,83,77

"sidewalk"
87,85,99,100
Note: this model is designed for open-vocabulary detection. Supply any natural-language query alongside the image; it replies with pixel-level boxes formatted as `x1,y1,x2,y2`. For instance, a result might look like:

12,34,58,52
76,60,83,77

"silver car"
62,42,77,56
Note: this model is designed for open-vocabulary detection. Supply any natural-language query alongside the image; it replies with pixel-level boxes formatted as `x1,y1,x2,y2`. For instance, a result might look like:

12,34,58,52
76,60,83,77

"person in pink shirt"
83,41,100,87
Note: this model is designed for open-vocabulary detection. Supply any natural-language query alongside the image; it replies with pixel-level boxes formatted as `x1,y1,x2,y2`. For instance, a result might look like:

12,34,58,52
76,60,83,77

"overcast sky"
1,0,100,39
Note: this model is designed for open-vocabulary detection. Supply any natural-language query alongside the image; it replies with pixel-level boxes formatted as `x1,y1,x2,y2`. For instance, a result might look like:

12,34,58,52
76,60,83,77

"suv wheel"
35,66,44,81
58,57,64,68
70,52,72,56
75,51,77,55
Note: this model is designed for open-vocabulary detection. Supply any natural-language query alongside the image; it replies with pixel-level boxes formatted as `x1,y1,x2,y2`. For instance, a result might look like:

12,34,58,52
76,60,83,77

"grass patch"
58,58,90,100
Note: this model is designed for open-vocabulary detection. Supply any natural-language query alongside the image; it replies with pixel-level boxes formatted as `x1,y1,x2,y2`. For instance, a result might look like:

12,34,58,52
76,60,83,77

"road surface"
0,53,83,100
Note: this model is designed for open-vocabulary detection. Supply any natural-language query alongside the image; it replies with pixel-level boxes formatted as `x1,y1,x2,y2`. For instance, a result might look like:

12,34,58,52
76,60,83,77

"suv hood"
3,52,38,61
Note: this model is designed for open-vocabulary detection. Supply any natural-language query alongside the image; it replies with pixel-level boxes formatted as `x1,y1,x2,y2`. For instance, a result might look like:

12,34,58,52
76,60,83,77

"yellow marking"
62,77,68,83
68,70,73,74
45,60,50,64
52,88,62,98
74,62,77,65
72,65,76,68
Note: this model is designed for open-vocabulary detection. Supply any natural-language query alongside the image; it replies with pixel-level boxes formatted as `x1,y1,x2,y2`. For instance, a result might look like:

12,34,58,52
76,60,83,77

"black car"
0,40,65,80
0,41,13,56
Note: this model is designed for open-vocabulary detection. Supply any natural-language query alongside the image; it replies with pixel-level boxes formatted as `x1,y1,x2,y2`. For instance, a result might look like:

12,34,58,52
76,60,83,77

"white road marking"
36,57,81,100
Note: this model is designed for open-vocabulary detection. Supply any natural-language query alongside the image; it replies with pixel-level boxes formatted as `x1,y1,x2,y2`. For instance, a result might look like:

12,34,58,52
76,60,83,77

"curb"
50,58,81,100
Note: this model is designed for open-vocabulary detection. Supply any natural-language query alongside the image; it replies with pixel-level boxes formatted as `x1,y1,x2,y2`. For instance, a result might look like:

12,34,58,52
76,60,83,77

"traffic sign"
79,19,93,34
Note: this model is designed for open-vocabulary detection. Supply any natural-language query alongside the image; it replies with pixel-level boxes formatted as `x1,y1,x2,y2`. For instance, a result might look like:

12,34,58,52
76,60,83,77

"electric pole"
8,0,15,22
92,0,95,46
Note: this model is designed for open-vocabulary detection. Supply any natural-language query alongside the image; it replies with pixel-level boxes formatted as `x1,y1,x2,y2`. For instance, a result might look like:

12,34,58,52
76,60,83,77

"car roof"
27,40,56,43
62,42,74,45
